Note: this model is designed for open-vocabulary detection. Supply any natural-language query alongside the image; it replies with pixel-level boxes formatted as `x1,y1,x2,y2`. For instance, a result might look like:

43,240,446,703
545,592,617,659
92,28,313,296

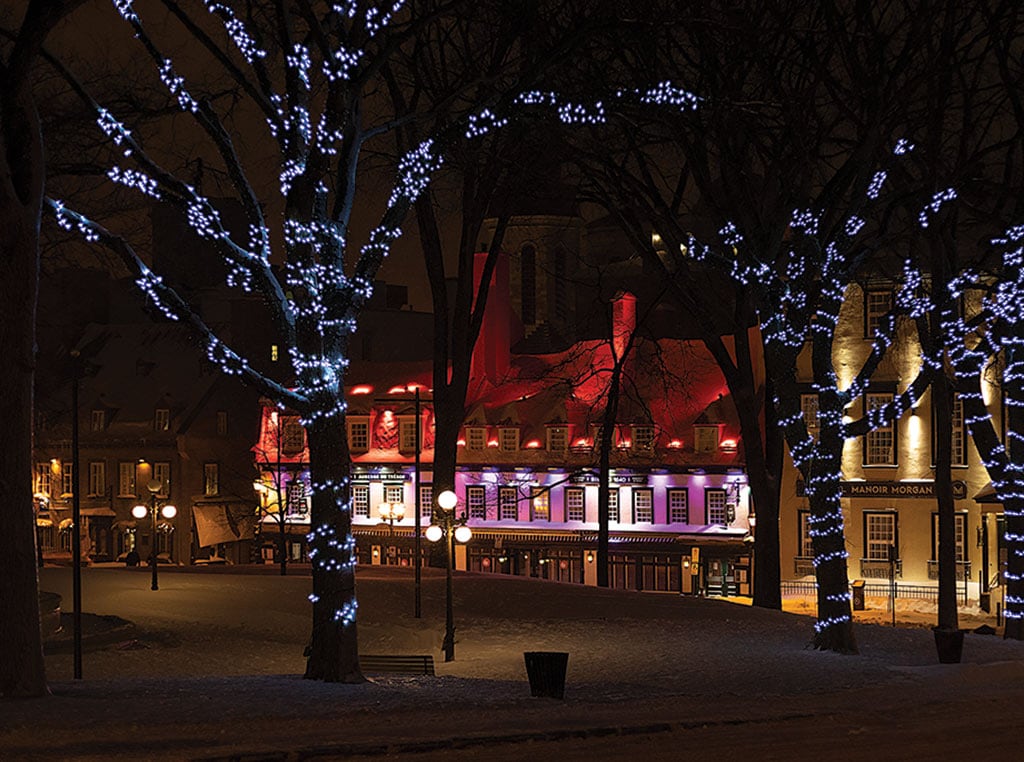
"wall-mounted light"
586,552,594,563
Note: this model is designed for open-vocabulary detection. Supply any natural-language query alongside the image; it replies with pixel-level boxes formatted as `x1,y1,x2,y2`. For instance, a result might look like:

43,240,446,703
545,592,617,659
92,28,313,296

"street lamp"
378,501,406,535
427,489,471,662
132,479,176,591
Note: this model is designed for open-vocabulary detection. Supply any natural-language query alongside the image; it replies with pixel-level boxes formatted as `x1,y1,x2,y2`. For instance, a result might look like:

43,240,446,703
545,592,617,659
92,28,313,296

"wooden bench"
359,654,436,676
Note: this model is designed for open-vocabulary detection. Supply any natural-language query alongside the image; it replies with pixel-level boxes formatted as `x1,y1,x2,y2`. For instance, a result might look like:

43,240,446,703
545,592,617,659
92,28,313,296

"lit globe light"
437,490,457,511
131,504,148,519
393,503,405,520
454,525,472,544
161,505,177,519
425,525,444,543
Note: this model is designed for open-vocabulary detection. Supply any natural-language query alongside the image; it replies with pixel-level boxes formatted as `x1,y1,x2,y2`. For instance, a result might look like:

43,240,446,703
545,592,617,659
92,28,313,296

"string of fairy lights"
57,1,1024,637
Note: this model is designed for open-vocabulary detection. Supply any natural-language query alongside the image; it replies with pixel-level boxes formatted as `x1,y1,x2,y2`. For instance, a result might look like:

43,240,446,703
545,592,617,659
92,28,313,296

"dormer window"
694,425,719,453
399,419,419,452
347,418,369,453
546,426,568,452
466,427,486,450
632,425,655,451
90,410,106,432
154,408,170,431
280,416,306,455
499,427,520,452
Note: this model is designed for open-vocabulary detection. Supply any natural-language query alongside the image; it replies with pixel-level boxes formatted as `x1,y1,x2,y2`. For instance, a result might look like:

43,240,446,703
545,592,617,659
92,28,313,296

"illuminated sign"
796,480,967,500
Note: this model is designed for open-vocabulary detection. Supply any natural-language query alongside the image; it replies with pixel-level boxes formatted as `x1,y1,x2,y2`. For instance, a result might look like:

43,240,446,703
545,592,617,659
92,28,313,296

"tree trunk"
302,412,362,682
0,28,49,697
932,373,958,632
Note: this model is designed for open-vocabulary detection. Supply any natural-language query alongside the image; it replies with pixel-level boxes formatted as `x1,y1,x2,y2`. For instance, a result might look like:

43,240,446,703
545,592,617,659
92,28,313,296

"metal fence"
781,580,948,601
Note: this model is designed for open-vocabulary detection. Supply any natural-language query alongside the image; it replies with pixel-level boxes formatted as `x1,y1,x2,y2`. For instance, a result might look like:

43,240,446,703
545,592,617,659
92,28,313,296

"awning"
58,518,74,530
36,517,54,528
81,507,117,517
194,503,258,547
112,520,138,530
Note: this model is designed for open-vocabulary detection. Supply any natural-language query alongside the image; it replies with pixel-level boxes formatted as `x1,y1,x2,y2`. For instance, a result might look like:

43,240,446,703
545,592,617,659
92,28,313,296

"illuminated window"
864,393,895,465
499,427,520,452
798,510,814,558
216,411,228,435
352,484,370,517
546,426,568,452
467,486,486,519
419,484,433,521
34,463,51,496
864,511,897,561
931,513,967,563
153,462,171,498
348,419,369,452
632,488,653,523
91,409,106,432
280,417,306,455
88,461,106,496
203,463,219,496
565,487,585,522
933,394,966,467
801,394,819,439
399,420,418,452
694,425,719,453
499,487,518,520
154,408,170,431
531,488,549,521
706,488,728,525
61,463,74,496
633,425,655,450
466,427,486,450
604,488,619,523
270,344,279,362
668,488,689,523
118,462,137,497
286,480,308,517
384,484,404,506
864,290,893,338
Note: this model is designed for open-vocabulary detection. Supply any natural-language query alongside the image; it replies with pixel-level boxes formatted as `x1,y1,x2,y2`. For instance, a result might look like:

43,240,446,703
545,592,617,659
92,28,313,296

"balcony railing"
859,558,902,579
926,560,971,581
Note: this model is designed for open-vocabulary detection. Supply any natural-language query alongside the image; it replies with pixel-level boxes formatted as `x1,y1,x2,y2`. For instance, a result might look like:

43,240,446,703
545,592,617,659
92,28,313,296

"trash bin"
933,627,965,664
523,651,569,699
851,579,866,611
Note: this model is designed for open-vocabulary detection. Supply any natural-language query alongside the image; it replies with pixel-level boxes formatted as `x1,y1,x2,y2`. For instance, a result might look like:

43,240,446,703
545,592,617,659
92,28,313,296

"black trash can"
851,580,866,611
523,651,569,699
933,627,965,664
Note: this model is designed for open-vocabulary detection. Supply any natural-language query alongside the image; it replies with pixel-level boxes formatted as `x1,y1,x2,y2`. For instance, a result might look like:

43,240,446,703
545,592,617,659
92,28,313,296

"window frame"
632,487,654,523
797,509,814,558
117,461,137,498
931,512,967,563
466,426,487,451
632,425,655,451
499,427,520,452
565,487,585,522
667,488,689,524
153,462,171,498
90,409,106,432
864,392,897,466
88,461,106,497
705,488,728,526
530,487,549,521
863,510,898,561
347,418,369,453
154,408,170,432
800,393,820,439
694,425,719,453
419,484,433,521
203,462,219,497
499,486,518,521
546,425,568,453
466,485,487,519
280,416,306,456
607,488,620,523
864,289,893,338
352,484,370,517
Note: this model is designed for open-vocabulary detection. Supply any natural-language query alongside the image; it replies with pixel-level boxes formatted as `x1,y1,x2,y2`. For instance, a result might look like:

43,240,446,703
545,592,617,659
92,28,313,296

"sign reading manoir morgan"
796,480,967,500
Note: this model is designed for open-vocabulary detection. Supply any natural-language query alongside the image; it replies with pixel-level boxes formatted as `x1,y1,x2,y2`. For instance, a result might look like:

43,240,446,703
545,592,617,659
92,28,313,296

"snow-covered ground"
3,566,1023,760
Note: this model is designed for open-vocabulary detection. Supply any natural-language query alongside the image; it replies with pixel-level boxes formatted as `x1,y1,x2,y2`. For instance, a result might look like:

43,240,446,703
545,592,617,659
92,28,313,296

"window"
286,480,308,517
216,411,229,436
951,394,966,466
281,417,305,455
499,427,520,452
864,511,897,561
352,484,370,517
61,463,74,496
694,425,719,453
520,244,536,325
632,425,655,451
154,408,170,431
270,344,279,362
419,484,433,521
801,394,820,439
546,426,568,452
90,409,106,432
499,487,518,520
633,488,653,523
932,513,967,562
607,488,619,523
798,510,814,558
348,420,369,452
467,486,486,519
668,488,689,523
400,420,419,452
118,462,137,497
565,487,585,522
88,461,106,496
864,393,896,465
531,488,549,521
706,488,728,525
865,290,893,338
203,463,219,496
466,427,486,450
384,484,404,507
153,462,171,498
34,463,51,497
